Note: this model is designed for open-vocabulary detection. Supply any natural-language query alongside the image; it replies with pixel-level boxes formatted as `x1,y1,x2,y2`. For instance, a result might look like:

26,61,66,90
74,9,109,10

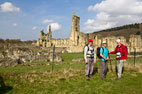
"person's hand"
94,60,96,64
85,60,88,64
107,57,109,60
124,59,126,62
104,58,108,60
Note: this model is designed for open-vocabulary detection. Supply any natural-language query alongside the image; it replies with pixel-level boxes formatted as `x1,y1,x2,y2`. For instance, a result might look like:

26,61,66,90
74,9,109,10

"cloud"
32,26,37,30
88,0,142,15
42,19,53,24
84,19,115,32
84,19,95,25
12,23,17,27
84,0,142,32
0,2,20,13
47,23,61,31
42,18,61,31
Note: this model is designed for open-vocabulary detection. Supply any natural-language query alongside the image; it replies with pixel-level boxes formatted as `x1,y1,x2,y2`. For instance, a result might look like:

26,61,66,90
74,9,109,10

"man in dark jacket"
110,39,127,80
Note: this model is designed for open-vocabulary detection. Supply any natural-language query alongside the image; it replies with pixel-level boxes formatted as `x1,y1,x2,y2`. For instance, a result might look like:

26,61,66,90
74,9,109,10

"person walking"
110,39,127,80
84,39,96,80
99,41,109,80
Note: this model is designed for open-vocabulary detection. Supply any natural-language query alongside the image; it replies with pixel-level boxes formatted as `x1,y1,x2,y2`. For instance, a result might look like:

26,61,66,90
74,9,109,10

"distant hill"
93,23,142,40
0,39,34,44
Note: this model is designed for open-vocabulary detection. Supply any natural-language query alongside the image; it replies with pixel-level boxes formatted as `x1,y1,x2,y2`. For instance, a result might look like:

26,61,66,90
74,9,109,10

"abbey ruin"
37,13,142,53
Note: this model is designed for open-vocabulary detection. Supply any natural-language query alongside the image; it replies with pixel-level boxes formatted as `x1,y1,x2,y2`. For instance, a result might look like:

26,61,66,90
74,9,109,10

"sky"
0,0,142,41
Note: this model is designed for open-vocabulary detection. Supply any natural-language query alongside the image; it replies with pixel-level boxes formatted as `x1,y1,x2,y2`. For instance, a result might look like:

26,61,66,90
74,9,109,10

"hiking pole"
109,56,113,72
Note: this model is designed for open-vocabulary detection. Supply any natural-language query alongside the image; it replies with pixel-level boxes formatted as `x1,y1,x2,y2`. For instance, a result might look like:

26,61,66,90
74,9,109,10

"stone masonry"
37,13,142,53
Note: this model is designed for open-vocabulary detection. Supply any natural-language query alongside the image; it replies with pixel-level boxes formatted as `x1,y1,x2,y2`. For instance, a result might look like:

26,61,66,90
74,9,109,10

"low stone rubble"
0,47,62,67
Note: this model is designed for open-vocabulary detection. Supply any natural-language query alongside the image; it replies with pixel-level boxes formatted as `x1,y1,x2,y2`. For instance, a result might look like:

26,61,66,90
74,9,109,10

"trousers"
116,60,124,78
85,58,94,76
100,60,107,78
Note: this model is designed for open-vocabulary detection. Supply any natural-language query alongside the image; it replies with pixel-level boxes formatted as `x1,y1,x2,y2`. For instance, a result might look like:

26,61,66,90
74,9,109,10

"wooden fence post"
134,48,136,67
52,45,55,72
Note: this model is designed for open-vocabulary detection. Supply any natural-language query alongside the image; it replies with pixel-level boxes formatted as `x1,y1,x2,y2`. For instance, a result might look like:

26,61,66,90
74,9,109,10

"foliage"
136,31,141,35
98,23,140,32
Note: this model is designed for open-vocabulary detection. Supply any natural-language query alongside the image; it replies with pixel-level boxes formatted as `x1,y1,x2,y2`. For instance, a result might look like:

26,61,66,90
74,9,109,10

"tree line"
97,23,141,32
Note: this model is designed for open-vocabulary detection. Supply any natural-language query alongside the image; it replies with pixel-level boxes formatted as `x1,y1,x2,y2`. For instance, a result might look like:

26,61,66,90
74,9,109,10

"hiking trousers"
85,58,94,76
116,60,124,78
100,60,107,79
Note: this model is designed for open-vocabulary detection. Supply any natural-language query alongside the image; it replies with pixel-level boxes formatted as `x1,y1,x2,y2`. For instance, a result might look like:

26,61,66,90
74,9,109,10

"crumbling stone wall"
94,35,142,52
36,13,142,53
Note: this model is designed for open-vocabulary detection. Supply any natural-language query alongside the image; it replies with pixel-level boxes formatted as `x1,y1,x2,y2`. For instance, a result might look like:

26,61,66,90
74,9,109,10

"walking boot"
89,75,93,79
115,77,121,80
86,76,90,80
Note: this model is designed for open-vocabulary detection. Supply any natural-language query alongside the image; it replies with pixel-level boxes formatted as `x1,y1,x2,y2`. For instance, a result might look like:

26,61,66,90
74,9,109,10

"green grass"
0,53,142,94
60,53,116,62
129,52,142,55
60,52,84,62
0,47,5,53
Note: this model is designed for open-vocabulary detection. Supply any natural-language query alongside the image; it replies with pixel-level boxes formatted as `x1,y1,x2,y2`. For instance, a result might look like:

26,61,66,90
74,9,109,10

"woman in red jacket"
110,39,127,80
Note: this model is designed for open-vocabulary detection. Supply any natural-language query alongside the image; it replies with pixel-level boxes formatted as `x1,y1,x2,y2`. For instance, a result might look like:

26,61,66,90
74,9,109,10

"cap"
116,39,121,43
88,39,93,42
102,41,107,44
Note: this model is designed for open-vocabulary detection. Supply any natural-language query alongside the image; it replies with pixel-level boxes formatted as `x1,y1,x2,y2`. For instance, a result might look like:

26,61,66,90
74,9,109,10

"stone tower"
72,12,80,32
48,25,52,41
69,12,80,46
39,30,44,45
45,25,52,47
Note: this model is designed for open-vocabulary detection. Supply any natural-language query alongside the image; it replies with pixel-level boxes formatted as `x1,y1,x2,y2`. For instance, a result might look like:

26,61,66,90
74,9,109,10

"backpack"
97,47,104,59
125,46,128,55
120,44,128,57
83,44,89,54
83,44,94,57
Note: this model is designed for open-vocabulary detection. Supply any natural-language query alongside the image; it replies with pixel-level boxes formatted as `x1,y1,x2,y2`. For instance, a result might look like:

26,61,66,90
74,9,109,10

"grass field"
0,53,142,94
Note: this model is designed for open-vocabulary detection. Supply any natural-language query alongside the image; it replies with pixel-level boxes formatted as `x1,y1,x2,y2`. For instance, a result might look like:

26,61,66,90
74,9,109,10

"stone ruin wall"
37,13,142,53
94,35,142,52
51,39,69,47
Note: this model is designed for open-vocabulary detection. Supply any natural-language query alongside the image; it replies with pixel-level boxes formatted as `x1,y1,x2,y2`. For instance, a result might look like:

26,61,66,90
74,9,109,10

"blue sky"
0,0,142,41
